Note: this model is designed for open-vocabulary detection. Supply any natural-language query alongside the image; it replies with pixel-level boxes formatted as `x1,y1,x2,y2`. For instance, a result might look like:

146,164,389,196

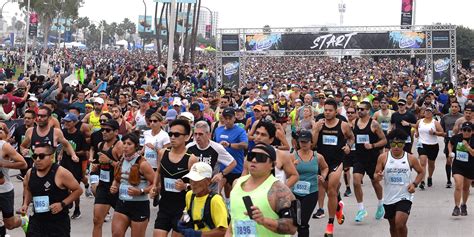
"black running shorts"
383,200,412,220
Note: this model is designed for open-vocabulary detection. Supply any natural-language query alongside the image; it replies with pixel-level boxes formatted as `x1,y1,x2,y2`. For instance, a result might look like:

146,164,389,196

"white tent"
116,40,128,46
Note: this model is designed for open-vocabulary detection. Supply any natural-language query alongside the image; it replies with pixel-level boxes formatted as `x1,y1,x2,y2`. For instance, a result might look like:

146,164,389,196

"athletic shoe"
446,181,452,188
312,208,325,219
375,205,385,220
419,181,425,190
336,201,345,225
20,215,29,233
427,177,433,187
452,206,460,216
354,209,368,222
85,187,93,198
71,210,81,220
104,212,111,222
324,223,334,237
344,187,352,197
461,204,468,216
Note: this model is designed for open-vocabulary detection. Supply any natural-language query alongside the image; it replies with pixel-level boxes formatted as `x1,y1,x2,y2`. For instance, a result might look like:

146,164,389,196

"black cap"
140,96,150,102
189,103,201,111
101,119,119,130
222,108,235,117
465,104,474,112
298,130,312,142
461,122,473,129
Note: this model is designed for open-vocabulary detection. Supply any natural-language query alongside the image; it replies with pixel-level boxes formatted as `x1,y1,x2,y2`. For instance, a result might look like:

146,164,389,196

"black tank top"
353,118,379,156
74,121,82,131
98,139,119,187
317,119,346,164
159,149,191,213
29,164,69,220
31,127,55,149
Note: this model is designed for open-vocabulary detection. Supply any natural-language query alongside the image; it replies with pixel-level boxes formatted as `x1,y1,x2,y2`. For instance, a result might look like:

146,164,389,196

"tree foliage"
456,25,474,59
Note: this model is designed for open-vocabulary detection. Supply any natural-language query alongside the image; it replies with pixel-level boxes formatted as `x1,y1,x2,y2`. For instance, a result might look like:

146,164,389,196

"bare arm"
408,154,424,185
371,120,387,149
434,121,445,137
57,167,83,207
373,153,387,182
0,143,27,170
275,130,290,151
318,154,329,179
281,151,298,188
56,129,77,159
21,170,32,213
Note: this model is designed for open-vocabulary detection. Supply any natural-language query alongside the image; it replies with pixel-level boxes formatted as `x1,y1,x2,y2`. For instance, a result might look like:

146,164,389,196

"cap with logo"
222,108,235,117
183,162,213,181
298,130,312,142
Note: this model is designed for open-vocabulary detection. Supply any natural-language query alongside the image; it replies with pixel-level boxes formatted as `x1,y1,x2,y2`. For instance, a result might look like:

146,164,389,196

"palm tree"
190,0,201,64
154,2,166,61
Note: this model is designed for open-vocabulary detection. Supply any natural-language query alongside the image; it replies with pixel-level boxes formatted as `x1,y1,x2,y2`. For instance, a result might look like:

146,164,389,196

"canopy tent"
204,46,216,52
115,39,128,46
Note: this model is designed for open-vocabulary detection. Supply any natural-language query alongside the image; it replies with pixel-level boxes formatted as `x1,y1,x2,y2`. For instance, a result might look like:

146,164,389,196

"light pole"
338,0,346,62
166,0,177,80
23,0,29,73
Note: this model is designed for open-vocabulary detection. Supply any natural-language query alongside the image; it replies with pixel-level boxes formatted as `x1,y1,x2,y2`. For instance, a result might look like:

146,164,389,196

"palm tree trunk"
154,2,161,61
190,0,201,64
183,3,192,63
155,3,166,62
173,3,181,61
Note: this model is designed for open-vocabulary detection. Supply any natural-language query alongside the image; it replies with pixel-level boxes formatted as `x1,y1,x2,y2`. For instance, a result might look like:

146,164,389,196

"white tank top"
0,141,13,193
418,119,437,145
274,166,287,184
135,110,147,128
383,151,413,205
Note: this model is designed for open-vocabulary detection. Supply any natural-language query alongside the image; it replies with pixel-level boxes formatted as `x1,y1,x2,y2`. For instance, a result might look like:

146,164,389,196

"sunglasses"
99,119,108,123
32,153,53,160
462,128,472,132
102,128,113,133
168,132,186,138
390,142,405,148
357,108,366,111
246,152,271,163
37,114,49,118
149,119,160,123
347,111,355,114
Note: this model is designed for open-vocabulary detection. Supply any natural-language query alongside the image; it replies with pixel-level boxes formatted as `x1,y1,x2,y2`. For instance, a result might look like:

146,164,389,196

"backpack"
188,192,230,230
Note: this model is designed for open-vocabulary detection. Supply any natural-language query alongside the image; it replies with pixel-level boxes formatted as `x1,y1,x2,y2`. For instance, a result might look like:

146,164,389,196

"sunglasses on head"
32,153,52,160
390,141,405,148
168,131,186,138
246,151,271,163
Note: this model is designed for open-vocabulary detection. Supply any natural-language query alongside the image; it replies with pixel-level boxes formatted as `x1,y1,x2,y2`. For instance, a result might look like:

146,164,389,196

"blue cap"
62,113,78,122
165,109,178,121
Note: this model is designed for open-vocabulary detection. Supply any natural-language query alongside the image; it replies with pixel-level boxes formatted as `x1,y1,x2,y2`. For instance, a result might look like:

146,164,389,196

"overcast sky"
3,0,472,29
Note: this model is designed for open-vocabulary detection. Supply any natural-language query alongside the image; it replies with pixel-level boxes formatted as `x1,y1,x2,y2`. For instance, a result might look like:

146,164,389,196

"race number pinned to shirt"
234,220,257,237
448,130,453,138
90,174,99,184
293,181,311,195
144,147,158,168
33,196,50,213
164,178,180,192
119,183,133,200
99,170,110,182
381,122,389,131
322,135,338,146
405,136,411,143
356,134,370,144
456,151,469,162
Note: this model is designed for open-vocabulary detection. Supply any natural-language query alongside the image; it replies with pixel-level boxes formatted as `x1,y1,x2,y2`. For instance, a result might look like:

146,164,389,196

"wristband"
61,201,67,209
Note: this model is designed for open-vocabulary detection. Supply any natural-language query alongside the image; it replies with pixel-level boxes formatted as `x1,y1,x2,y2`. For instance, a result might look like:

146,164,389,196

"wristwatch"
60,201,67,209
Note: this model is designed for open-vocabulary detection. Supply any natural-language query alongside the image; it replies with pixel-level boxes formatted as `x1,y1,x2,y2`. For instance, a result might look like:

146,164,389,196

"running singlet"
29,164,69,220
383,151,413,205
31,127,55,149
353,118,379,158
89,112,101,132
317,120,346,166
159,149,191,214
97,140,119,187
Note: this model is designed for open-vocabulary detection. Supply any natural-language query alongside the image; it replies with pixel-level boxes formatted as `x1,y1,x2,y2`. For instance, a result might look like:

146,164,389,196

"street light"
200,6,213,39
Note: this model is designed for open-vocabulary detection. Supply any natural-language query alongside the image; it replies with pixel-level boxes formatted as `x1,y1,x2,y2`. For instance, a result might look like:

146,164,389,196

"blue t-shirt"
214,125,248,174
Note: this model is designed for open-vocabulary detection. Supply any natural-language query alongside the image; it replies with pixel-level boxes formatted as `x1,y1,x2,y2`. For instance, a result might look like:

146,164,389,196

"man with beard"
82,97,105,132
12,110,36,181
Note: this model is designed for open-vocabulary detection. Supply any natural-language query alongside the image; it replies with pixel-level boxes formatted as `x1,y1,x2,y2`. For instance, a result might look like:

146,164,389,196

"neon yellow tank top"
230,174,289,237
89,112,101,131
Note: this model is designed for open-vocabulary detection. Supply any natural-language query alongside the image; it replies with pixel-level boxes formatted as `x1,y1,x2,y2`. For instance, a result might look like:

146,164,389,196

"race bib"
351,143,356,151
119,183,132,200
381,122,389,131
164,178,180,193
90,175,99,184
293,181,311,195
448,130,453,138
388,174,406,185
99,170,110,182
456,151,469,162
33,196,50,213
279,108,286,113
322,135,338,146
356,134,370,144
234,220,257,237
246,107,252,113
405,136,411,143
144,147,157,168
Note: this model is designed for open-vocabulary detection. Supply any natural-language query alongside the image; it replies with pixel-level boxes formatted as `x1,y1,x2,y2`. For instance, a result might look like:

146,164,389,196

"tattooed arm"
250,180,297,235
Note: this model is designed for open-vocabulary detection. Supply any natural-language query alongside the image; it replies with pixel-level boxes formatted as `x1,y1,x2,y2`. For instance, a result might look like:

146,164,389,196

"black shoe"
71,210,81,220
419,181,425,190
312,208,325,219
344,187,352,197
427,177,432,187
452,206,460,216
446,181,452,188
461,204,468,216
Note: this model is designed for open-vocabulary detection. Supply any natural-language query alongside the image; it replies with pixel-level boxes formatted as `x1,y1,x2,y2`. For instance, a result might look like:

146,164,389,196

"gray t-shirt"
441,113,464,140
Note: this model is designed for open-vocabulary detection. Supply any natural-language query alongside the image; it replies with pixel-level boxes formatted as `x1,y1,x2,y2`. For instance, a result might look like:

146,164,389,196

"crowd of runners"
0,47,472,237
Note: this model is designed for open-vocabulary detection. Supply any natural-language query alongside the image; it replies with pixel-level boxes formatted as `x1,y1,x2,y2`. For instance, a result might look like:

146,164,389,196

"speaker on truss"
462,59,471,70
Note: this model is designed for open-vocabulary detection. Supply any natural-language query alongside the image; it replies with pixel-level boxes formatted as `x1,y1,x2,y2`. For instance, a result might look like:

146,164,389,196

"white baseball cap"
178,112,194,122
183,162,212,181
